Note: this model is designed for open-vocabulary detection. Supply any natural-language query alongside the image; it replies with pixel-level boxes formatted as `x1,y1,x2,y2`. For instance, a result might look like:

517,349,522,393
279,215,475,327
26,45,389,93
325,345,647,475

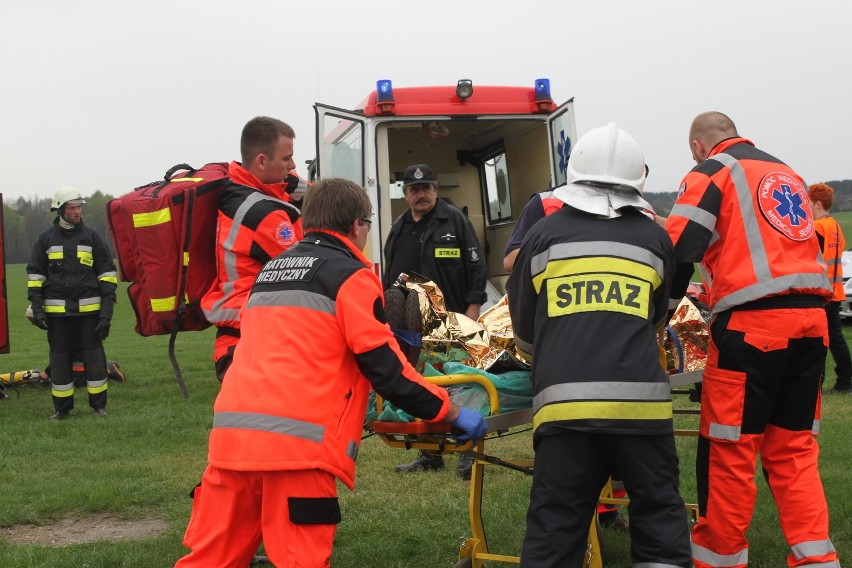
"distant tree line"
2,191,114,264
3,179,852,264
644,180,852,218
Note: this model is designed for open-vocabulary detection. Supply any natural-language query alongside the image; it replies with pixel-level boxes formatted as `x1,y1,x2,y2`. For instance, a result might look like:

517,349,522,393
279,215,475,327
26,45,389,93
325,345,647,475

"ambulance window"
320,114,364,184
483,151,511,224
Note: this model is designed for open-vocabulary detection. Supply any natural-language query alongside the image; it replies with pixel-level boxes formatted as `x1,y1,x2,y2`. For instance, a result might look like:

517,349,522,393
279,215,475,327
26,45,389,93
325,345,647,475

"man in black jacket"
27,187,118,420
383,164,487,319
383,163,488,477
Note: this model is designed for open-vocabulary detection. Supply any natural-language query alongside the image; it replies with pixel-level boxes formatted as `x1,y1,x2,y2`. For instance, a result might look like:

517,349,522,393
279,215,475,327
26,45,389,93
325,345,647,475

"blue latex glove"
450,407,488,442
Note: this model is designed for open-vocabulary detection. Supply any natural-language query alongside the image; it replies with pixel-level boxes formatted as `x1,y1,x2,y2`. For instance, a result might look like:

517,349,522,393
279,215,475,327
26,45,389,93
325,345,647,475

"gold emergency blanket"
402,276,707,375
661,296,709,374
403,276,525,371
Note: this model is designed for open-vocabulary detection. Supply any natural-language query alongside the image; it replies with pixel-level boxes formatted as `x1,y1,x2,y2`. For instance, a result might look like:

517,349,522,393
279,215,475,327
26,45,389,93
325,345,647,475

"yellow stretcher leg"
454,439,603,568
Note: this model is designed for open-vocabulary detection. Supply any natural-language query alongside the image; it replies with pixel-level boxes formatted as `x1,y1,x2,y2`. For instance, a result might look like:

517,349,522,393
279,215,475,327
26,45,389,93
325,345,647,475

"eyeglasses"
359,217,373,230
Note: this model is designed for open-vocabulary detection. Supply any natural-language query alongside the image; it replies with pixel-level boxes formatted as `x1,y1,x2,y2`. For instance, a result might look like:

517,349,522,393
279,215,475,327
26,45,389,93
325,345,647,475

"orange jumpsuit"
666,137,839,568
177,230,452,568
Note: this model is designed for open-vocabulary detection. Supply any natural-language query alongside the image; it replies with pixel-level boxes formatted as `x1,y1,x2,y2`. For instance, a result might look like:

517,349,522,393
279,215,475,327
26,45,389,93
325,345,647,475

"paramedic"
201,116,305,381
175,178,487,568
665,111,840,568
507,123,692,568
810,182,852,394
27,187,118,420
383,163,487,477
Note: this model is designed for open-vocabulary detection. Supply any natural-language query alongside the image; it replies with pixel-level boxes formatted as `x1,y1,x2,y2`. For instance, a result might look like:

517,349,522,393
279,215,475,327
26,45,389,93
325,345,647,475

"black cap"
402,164,438,187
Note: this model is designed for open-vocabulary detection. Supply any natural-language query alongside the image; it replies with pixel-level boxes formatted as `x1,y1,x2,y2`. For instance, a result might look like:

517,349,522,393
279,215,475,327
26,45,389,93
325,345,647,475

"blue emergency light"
376,79,395,114
534,78,551,102
377,80,394,102
533,78,553,112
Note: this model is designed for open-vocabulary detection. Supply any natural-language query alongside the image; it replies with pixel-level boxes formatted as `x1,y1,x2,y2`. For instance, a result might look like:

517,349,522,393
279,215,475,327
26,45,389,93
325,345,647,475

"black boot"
394,450,445,472
456,453,474,480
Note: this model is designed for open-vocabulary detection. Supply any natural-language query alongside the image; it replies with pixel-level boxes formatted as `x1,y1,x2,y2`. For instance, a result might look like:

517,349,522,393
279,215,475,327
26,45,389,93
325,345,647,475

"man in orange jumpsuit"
201,116,305,381
810,182,852,394
175,178,488,568
666,111,840,568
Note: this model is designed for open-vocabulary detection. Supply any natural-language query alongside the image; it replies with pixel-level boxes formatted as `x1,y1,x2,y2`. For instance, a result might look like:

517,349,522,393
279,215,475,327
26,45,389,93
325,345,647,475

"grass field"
0,262,850,567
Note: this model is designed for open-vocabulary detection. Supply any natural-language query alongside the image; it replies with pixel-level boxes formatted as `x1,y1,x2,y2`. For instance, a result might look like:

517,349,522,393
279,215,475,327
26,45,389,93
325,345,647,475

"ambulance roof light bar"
534,78,553,112
376,79,395,114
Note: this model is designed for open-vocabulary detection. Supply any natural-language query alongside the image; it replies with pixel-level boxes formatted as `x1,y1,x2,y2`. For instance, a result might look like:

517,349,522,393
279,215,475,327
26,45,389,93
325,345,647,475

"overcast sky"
2,0,850,203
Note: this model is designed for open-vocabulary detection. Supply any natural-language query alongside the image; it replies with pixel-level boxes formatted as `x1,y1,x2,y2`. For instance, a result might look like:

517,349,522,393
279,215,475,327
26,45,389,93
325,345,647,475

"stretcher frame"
371,371,702,568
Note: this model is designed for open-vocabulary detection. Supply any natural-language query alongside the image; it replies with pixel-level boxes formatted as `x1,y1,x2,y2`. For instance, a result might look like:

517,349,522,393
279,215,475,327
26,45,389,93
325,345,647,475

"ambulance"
312,78,577,296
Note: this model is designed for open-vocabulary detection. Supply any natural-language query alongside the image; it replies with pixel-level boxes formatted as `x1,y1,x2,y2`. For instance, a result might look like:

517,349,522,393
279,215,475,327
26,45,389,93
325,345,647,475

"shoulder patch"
274,220,297,247
757,172,813,241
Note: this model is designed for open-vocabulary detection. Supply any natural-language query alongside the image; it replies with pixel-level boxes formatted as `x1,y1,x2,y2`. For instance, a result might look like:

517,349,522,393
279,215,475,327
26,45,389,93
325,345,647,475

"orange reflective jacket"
814,216,846,301
666,138,832,313
208,231,451,489
201,162,304,329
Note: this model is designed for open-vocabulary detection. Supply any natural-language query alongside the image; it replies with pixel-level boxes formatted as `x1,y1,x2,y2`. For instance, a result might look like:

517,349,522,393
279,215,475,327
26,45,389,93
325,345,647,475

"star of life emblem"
274,220,297,247
757,172,813,241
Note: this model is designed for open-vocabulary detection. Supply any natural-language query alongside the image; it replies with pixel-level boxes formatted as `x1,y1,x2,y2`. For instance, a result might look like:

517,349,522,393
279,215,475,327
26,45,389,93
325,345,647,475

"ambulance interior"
379,118,553,296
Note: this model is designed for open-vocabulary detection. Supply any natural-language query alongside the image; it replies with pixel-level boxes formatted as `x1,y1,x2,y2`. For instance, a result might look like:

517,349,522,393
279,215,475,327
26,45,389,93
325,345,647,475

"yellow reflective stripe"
79,303,100,313
151,296,176,312
77,251,93,261
48,252,63,260
171,177,203,182
533,400,672,429
45,305,66,313
87,383,108,395
533,257,662,294
184,251,190,266
132,208,171,227
28,280,43,288
51,387,74,398
99,275,118,284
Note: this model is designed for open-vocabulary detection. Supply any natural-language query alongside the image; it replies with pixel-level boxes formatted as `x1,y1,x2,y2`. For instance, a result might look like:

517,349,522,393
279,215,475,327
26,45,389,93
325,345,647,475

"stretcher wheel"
453,558,472,568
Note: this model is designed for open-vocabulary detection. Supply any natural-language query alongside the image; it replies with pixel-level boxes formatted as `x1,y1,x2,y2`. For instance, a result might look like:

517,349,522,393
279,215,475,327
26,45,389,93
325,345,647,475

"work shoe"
49,411,70,421
457,453,475,480
823,384,852,394
394,450,445,472
93,408,107,417
106,360,126,382
598,511,630,533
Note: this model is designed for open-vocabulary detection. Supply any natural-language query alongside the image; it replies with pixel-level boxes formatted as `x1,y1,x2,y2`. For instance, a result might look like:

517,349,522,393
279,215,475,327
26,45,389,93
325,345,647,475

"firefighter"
665,111,840,568
507,123,692,568
809,183,852,394
175,178,487,568
27,187,118,419
201,116,305,381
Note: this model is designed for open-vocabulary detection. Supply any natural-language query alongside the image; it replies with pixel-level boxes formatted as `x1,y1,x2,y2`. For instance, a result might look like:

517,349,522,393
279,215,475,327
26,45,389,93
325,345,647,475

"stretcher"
371,371,702,568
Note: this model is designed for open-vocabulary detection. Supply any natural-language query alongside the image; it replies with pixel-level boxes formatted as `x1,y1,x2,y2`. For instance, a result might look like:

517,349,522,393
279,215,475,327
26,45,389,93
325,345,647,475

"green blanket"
366,362,533,423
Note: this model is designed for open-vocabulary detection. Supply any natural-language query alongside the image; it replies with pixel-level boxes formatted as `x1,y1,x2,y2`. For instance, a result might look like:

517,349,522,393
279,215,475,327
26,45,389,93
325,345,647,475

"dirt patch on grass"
2,513,169,547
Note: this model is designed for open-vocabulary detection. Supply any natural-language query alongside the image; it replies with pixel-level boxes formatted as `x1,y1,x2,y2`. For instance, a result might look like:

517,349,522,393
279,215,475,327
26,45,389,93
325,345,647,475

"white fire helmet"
51,186,86,212
567,123,646,194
